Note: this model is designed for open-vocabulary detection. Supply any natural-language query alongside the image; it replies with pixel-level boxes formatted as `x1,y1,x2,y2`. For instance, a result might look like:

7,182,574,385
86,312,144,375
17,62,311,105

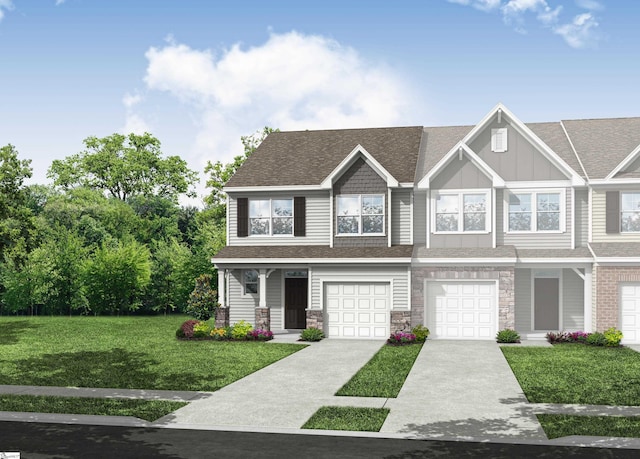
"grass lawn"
501,344,640,405
0,316,303,392
0,394,185,422
537,414,640,439
302,406,390,432
336,343,422,398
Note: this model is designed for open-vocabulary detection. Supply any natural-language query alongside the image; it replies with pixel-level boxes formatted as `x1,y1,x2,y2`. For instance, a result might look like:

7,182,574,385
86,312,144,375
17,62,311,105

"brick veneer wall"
255,307,270,331
594,266,640,331
390,310,411,333
306,309,324,330
411,266,515,330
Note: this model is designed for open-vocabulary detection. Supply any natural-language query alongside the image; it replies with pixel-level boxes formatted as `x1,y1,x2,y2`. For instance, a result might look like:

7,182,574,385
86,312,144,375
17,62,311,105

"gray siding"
413,191,427,246
592,189,640,242
391,189,412,245
497,189,572,248
575,189,588,247
267,270,283,330
430,233,492,248
514,268,532,331
430,156,492,189
228,270,258,325
228,190,330,246
469,119,567,181
310,265,409,311
562,268,584,330
333,157,388,248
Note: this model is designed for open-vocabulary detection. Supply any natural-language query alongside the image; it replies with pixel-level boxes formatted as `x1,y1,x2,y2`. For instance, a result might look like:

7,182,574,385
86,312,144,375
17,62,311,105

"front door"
285,277,308,329
534,277,560,330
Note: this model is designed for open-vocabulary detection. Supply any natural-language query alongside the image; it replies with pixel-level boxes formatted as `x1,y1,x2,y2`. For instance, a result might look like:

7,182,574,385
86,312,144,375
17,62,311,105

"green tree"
1,247,54,315
143,239,193,314
47,228,89,315
186,274,219,321
48,133,198,202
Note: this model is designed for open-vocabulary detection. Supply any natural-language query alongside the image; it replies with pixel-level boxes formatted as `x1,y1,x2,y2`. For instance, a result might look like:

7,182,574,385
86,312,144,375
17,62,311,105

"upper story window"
336,194,384,235
621,192,640,232
491,128,508,153
249,198,293,236
508,191,562,232
434,191,489,233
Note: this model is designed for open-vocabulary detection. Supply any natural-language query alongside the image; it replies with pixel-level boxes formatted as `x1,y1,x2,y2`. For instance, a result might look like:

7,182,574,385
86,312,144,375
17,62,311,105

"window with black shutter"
237,197,248,237
294,197,306,237
605,191,620,234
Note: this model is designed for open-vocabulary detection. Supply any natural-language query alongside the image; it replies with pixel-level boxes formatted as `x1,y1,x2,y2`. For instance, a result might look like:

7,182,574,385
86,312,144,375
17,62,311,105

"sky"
1,1,638,205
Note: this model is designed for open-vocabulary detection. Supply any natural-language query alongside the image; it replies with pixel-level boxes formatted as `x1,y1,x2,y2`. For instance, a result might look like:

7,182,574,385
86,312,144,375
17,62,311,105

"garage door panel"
621,283,640,344
427,281,496,340
325,282,390,339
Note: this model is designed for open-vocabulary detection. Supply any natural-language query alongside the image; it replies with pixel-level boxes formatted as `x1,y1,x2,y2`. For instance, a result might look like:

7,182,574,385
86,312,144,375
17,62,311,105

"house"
212,104,640,343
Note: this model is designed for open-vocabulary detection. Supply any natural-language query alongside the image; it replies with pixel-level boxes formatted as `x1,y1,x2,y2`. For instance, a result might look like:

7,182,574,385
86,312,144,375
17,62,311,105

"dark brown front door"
285,277,308,329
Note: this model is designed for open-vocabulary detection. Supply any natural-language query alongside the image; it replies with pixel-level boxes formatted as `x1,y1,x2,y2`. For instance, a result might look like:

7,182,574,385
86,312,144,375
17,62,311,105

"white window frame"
431,189,491,234
243,269,258,295
248,198,294,236
505,189,566,233
491,128,508,153
621,191,640,233
336,194,385,236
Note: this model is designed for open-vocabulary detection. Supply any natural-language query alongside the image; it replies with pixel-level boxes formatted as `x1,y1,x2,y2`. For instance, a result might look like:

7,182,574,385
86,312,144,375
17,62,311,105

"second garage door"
426,281,497,340
325,283,389,339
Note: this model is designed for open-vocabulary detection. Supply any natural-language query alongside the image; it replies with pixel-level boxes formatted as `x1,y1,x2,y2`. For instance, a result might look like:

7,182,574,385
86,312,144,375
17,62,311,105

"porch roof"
589,242,640,258
516,248,593,259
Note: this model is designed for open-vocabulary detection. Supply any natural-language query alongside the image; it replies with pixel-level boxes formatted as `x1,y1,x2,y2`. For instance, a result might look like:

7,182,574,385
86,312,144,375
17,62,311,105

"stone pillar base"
215,307,230,328
390,310,411,333
306,309,323,331
255,307,270,331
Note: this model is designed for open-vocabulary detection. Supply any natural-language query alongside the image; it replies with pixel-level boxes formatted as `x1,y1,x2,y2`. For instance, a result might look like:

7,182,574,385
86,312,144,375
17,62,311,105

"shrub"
177,319,200,339
568,331,589,343
210,327,229,340
586,332,606,346
192,321,211,339
300,327,325,342
186,274,219,321
546,331,571,344
231,320,253,340
412,325,430,343
387,332,416,345
496,329,521,343
247,329,274,341
604,327,623,347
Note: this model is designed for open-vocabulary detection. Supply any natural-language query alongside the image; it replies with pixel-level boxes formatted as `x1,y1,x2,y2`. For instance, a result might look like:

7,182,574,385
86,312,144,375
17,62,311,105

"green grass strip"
302,406,390,432
336,343,423,398
501,345,640,405
0,394,186,422
538,414,640,439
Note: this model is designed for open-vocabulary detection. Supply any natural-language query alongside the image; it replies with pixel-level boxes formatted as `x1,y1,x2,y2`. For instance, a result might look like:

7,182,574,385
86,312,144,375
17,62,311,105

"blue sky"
0,1,637,203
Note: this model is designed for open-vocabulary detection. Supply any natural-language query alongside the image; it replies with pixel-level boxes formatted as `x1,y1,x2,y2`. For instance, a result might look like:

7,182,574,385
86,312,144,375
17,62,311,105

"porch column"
217,269,226,308
258,268,267,308
584,265,593,332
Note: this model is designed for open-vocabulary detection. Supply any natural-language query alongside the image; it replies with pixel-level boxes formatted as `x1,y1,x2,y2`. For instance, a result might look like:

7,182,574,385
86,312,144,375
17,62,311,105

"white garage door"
621,283,640,344
325,283,390,339
426,281,496,340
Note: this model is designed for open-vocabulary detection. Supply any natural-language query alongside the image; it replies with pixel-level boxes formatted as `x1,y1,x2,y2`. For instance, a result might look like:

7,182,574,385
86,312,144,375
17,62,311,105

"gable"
333,157,386,194
615,154,640,178
430,155,492,189
468,118,568,182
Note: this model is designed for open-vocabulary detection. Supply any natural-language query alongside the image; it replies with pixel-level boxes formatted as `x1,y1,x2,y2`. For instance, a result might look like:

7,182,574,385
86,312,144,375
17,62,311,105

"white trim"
571,187,576,249
215,257,412,265
410,191,414,245
593,259,640,266
560,120,589,180
492,188,497,248
413,258,517,265
588,186,593,243
226,194,230,246
431,189,492,234
329,188,334,248
225,185,322,192
503,188,567,233
388,188,392,247
418,142,505,189
531,269,563,332
589,179,640,186
426,189,431,248
516,258,593,265
606,143,640,180
620,191,640,234
584,265,593,332
407,266,412,311
335,193,386,236
491,127,508,153
242,269,259,297
504,180,573,189
307,266,313,312
571,267,585,280
320,145,399,189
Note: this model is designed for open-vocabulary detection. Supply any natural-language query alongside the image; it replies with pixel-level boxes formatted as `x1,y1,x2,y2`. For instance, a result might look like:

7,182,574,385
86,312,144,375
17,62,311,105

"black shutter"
605,191,620,234
237,198,248,237
294,197,306,237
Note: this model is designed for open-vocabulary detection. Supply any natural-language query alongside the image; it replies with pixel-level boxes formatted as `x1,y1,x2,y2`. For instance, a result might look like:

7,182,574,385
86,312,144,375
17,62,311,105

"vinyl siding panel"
592,190,640,242
413,191,427,246
391,189,412,245
575,189,588,247
562,268,584,330
514,268,532,331
228,191,330,246
228,270,258,325
309,265,409,311
267,270,283,330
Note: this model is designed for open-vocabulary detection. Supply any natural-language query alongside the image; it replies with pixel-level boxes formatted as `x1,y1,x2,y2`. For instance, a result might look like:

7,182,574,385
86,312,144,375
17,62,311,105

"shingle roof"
226,126,423,187
516,248,592,259
561,117,640,179
213,245,414,261
412,246,517,259
589,242,640,258
527,122,586,179
416,125,473,181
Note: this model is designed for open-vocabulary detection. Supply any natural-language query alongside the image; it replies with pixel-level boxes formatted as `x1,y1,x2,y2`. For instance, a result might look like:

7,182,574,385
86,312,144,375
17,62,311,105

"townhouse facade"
212,104,640,343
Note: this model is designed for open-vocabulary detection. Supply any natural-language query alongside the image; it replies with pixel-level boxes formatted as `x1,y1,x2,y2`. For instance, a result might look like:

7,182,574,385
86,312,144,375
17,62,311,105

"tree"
48,133,198,202
204,127,277,220
186,274,219,321
1,247,54,315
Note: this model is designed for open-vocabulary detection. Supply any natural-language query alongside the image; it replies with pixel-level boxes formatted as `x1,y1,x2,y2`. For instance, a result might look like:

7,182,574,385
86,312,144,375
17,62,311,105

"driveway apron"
158,339,385,429
381,340,547,441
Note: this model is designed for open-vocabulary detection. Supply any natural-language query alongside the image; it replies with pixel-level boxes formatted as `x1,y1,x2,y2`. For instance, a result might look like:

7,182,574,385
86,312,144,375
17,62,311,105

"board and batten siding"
309,265,409,311
496,189,572,248
514,268,532,331
574,189,588,248
592,189,640,242
228,269,284,328
228,191,330,246
562,268,584,330
391,189,412,245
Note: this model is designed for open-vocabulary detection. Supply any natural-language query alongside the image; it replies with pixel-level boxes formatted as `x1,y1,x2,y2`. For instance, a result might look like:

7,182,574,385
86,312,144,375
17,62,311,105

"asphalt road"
0,421,637,459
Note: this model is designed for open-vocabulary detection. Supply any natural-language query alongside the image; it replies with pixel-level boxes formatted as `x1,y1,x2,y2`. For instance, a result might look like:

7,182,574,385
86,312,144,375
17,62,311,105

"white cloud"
447,0,501,11
553,12,599,48
121,92,150,134
122,92,143,109
575,0,603,11
140,31,414,183
0,0,14,21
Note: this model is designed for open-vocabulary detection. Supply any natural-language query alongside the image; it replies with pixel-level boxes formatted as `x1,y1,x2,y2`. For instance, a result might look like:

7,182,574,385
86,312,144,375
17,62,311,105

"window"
508,191,562,232
249,198,293,235
434,191,489,233
491,128,508,153
621,192,640,232
336,194,384,235
244,270,258,294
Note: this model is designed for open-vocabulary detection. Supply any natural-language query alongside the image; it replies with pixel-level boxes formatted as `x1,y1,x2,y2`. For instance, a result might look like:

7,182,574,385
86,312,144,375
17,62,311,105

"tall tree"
48,133,198,202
